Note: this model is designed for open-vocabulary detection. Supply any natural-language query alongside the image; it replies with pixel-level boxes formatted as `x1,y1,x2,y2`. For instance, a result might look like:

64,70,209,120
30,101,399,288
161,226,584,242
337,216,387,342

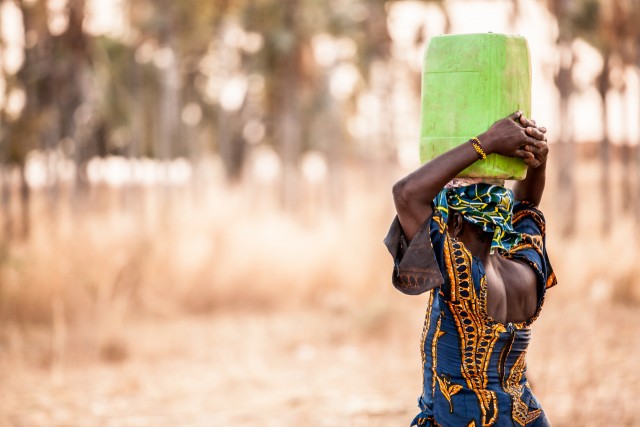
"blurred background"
0,0,639,426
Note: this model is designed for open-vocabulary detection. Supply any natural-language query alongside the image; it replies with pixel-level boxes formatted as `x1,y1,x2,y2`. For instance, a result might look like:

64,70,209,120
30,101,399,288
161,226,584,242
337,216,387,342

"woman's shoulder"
512,201,547,235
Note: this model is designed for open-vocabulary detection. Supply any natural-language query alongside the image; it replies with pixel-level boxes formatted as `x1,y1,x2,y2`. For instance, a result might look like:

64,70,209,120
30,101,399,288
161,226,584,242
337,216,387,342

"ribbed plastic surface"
419,33,531,180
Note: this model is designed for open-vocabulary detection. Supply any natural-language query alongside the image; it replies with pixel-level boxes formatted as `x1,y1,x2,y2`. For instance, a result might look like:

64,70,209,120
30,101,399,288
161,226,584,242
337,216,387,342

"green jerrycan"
419,33,531,180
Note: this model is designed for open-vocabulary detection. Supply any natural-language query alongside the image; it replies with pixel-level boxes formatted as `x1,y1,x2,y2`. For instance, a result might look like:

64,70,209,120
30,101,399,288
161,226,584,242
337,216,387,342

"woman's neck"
459,233,494,265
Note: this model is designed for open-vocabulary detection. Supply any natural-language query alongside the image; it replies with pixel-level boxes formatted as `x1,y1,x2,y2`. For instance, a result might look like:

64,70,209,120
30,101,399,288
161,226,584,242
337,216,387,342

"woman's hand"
519,115,549,168
479,111,548,168
512,114,549,206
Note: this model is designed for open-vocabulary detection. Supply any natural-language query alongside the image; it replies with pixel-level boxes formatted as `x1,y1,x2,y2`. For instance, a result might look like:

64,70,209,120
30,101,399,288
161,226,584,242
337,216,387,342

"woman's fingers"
524,135,547,148
517,115,546,136
525,126,546,141
514,149,535,160
522,140,549,155
522,144,549,168
524,157,541,168
519,115,536,128
517,148,542,167
494,113,548,160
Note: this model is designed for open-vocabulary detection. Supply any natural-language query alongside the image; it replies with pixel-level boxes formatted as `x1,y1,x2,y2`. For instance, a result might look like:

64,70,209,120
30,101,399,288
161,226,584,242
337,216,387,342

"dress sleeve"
507,201,558,289
383,209,449,295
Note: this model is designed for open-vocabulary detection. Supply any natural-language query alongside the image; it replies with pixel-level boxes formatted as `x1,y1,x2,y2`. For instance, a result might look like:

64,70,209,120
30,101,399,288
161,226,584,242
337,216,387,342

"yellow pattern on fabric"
526,408,543,424
508,235,543,254
504,351,541,426
497,330,515,387
432,317,444,395
511,206,558,288
437,375,463,413
443,237,501,426
546,271,557,289
420,290,435,392
513,208,545,235
433,215,446,234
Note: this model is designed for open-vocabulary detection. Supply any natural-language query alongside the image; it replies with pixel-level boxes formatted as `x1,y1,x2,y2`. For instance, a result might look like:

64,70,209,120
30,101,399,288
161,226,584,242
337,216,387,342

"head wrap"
434,183,521,254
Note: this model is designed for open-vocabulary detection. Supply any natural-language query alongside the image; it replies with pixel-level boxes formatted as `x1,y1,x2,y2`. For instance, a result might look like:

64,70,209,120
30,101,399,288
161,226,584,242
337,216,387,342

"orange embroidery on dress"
512,209,546,235
420,290,434,392
436,374,463,412
526,408,542,423
433,215,447,234
443,237,500,426
504,352,541,426
431,317,443,394
508,235,543,254
546,271,557,289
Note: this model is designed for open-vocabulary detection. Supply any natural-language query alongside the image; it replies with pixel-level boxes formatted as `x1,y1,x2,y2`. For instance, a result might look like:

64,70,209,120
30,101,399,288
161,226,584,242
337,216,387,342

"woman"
385,111,557,426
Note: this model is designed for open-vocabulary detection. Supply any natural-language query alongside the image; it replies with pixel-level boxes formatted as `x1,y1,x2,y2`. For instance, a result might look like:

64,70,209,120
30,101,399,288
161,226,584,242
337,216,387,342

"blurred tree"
545,0,577,236
2,0,52,239
7,0,639,230
0,0,99,237
572,0,628,234
610,0,637,215
59,0,95,198
632,0,640,228
242,0,393,211
242,0,303,205
611,0,640,221
509,0,521,33
547,0,629,234
126,0,252,183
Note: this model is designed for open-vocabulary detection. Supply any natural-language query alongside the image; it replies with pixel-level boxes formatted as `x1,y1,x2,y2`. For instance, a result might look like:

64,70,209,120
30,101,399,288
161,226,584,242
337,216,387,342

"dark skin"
392,111,549,324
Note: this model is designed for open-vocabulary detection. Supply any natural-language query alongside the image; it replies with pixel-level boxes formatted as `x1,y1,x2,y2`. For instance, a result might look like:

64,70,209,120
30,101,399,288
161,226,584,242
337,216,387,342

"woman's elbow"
392,179,410,208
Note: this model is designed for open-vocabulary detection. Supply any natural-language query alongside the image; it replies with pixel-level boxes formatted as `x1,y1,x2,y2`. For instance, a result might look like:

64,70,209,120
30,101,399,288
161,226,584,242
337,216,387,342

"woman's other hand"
479,111,548,168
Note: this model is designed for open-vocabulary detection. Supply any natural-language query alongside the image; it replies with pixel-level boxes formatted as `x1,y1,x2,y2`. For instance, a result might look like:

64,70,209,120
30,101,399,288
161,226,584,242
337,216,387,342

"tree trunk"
636,67,640,232
597,53,611,235
509,0,520,33
620,97,632,213
1,168,13,241
13,0,55,236
156,51,179,163
153,1,181,223
554,43,576,236
217,105,246,182
59,0,97,219
277,0,302,212
18,164,30,239
279,91,302,212
438,2,452,34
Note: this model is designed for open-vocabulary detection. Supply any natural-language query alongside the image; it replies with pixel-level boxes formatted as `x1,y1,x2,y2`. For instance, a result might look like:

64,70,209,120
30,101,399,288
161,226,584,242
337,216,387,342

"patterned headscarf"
434,183,522,254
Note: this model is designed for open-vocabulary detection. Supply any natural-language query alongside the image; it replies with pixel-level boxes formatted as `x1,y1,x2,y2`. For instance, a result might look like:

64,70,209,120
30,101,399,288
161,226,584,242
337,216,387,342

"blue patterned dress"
385,202,557,427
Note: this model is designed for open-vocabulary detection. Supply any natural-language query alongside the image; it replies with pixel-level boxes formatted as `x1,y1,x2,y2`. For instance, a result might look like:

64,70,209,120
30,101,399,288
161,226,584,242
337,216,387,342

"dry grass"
0,158,639,426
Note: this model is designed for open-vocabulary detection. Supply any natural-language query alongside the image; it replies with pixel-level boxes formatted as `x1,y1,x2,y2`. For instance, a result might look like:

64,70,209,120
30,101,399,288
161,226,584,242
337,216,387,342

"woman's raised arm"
393,111,548,240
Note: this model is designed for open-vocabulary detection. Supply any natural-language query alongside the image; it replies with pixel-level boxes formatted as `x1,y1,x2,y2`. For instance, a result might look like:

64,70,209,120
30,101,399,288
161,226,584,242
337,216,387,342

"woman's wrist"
476,131,499,155
469,138,487,160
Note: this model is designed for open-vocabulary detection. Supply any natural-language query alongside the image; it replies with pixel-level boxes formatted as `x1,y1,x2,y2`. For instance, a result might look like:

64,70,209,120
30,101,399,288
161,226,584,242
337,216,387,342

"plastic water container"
419,33,531,180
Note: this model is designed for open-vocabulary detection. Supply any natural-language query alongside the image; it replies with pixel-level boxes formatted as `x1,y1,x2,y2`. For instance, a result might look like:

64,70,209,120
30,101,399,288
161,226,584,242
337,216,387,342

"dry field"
0,157,639,427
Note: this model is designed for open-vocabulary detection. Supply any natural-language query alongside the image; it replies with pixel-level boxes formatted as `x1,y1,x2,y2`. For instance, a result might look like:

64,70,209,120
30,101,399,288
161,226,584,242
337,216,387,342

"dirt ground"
2,281,639,427
2,160,640,426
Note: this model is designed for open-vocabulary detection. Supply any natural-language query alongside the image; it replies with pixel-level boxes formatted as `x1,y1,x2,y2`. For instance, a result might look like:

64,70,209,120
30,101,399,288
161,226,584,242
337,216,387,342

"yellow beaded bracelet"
470,137,487,160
